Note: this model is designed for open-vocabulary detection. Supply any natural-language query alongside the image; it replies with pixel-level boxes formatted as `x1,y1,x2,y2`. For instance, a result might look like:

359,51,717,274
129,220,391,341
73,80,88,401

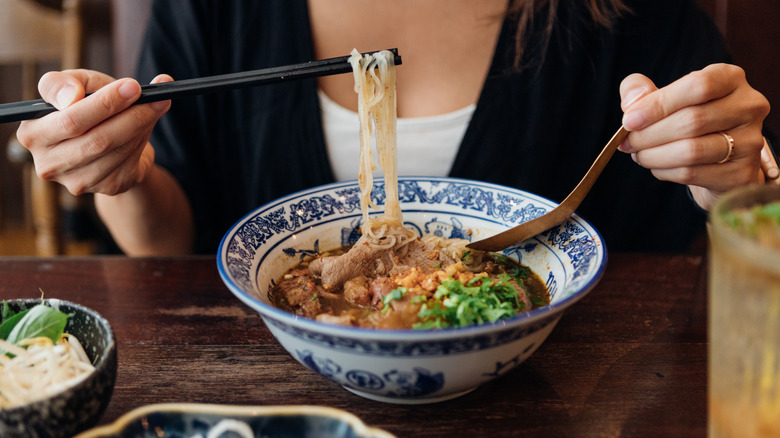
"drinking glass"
709,184,780,437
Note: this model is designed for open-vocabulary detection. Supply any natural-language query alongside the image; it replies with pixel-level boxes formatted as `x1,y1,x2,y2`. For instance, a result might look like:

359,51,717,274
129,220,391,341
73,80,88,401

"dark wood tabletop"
0,253,708,437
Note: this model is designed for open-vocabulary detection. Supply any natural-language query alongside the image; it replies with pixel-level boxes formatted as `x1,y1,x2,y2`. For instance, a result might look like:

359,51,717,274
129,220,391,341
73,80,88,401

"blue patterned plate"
75,403,394,438
218,177,607,404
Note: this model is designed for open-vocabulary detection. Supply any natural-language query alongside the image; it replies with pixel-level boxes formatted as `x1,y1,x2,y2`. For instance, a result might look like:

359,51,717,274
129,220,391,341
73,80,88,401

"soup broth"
271,246,550,330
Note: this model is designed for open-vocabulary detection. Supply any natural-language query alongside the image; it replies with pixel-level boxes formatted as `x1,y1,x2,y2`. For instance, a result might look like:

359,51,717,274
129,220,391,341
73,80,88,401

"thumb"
38,71,87,110
619,73,657,111
38,69,117,111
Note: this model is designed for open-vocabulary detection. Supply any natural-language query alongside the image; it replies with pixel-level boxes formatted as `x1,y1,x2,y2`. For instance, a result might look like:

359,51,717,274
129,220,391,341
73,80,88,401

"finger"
151,74,174,84
760,140,780,182
634,124,763,168
631,133,735,169
38,69,116,110
76,139,152,196
622,64,743,132
619,74,657,153
30,78,143,149
146,74,174,112
622,97,737,152
650,161,757,194
619,73,657,111
36,100,164,182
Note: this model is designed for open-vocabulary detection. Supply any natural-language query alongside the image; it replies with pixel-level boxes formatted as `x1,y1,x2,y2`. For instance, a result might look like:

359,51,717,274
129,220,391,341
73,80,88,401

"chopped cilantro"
413,275,523,329
411,295,427,304
381,287,407,313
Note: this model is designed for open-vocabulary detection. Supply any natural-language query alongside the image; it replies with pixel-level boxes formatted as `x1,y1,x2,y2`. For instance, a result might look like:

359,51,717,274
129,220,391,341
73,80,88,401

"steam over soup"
270,49,549,329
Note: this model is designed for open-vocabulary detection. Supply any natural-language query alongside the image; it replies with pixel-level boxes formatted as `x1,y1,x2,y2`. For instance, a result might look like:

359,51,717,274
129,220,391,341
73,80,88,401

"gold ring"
717,131,735,164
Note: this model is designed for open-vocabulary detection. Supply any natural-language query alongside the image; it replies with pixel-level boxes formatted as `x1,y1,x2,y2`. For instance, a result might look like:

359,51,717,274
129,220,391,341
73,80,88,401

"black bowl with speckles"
0,298,117,438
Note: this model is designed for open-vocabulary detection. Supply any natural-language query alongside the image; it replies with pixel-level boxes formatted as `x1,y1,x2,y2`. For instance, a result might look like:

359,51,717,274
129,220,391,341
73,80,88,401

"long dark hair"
507,0,630,70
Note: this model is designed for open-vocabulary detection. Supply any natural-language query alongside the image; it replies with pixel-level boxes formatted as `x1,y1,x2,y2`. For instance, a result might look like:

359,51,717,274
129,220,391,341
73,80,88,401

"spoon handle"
467,126,629,251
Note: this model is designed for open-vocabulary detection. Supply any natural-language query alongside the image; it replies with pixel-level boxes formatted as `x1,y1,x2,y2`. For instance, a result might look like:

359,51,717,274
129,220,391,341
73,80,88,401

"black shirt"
138,0,729,253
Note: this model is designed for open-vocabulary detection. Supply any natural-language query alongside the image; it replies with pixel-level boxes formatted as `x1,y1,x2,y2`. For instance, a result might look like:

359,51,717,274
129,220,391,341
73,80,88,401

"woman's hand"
16,69,172,196
619,63,770,210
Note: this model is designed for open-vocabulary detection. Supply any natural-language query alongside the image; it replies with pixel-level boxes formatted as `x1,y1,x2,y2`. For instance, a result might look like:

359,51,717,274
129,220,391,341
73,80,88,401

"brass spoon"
467,125,629,251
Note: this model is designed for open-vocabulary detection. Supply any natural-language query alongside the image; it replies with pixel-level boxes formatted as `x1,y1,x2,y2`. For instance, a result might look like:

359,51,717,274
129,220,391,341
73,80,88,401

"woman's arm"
95,165,194,255
15,69,190,255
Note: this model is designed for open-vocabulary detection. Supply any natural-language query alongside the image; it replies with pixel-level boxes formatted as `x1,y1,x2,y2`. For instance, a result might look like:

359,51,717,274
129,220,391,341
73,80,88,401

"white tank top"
318,90,476,181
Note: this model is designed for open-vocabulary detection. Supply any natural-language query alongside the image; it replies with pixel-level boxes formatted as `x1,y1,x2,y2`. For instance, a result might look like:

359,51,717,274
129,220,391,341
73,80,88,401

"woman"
16,0,771,255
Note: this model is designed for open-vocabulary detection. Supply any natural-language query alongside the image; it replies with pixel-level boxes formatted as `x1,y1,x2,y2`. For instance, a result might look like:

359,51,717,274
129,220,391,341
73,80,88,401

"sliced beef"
369,277,397,308
308,240,392,290
343,276,372,308
309,236,460,290
272,268,322,319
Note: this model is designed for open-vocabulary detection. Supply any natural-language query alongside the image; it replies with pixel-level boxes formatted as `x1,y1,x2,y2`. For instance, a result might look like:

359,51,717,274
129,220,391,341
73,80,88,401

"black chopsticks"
0,48,401,124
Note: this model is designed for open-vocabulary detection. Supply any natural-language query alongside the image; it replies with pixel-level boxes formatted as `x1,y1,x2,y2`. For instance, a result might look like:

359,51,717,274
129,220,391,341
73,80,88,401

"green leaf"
6,304,69,346
381,287,407,313
1,300,14,321
0,308,31,341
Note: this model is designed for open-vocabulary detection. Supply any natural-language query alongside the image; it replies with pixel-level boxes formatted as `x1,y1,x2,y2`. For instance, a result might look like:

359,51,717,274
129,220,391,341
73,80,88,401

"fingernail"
618,138,631,153
118,80,141,100
622,87,647,109
56,85,76,109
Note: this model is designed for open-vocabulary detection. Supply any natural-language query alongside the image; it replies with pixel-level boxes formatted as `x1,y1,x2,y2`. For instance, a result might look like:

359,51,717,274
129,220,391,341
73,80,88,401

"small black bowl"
0,298,117,438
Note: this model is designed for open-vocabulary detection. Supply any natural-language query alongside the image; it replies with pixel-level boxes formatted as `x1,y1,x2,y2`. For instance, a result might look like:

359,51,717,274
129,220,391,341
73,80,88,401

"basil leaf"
6,304,69,346
1,300,15,322
0,309,31,341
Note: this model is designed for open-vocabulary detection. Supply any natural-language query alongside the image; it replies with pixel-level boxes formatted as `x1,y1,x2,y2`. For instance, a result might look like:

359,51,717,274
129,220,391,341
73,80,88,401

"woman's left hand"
619,63,770,210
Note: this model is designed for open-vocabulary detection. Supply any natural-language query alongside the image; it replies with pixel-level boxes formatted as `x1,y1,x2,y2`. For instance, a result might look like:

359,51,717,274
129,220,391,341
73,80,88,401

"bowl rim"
217,176,607,340
74,403,396,438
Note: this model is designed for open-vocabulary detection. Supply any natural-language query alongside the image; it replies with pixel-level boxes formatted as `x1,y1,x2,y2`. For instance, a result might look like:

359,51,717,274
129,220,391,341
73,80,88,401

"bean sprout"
0,334,94,409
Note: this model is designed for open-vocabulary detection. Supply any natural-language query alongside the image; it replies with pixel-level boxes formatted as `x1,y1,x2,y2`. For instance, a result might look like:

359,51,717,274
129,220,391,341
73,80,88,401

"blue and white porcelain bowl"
218,177,606,404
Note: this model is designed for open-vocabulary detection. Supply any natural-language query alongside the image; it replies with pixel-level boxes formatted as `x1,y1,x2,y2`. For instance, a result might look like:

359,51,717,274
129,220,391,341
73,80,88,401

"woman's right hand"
16,69,172,196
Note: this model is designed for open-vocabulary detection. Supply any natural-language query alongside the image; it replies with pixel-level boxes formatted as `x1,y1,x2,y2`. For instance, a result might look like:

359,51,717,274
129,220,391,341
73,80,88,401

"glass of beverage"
708,184,780,437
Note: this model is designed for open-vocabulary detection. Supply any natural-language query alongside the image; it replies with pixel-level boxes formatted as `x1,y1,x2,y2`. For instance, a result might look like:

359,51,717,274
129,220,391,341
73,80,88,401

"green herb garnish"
381,287,407,313
0,301,70,357
412,275,522,329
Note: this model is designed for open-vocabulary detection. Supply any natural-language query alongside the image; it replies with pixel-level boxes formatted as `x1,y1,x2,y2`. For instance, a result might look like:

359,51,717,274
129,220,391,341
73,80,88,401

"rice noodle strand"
0,334,94,409
349,49,410,246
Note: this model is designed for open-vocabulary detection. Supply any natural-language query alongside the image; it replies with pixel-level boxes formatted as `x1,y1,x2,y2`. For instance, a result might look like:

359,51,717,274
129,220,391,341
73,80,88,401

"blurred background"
0,0,776,256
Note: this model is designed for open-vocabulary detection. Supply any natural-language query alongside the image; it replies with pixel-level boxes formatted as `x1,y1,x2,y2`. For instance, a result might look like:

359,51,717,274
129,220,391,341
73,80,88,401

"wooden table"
0,253,708,437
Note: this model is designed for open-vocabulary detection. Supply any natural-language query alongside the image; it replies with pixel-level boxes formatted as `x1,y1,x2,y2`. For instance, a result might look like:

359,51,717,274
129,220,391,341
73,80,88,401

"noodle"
348,49,412,246
0,334,94,409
